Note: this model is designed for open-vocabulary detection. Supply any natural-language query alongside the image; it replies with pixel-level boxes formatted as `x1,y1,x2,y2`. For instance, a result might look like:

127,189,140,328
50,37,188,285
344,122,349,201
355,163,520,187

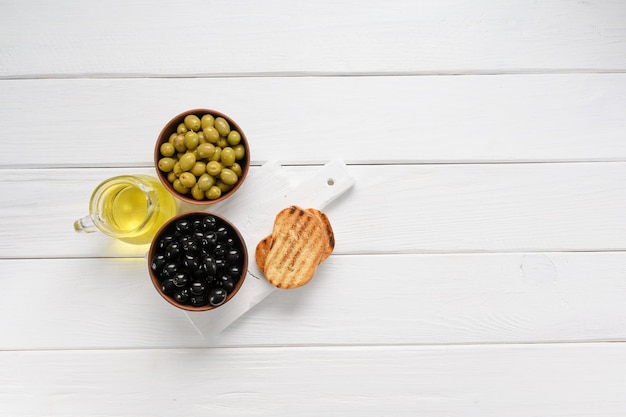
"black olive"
174,288,190,303
151,254,166,272
215,258,226,271
201,231,217,249
161,263,178,279
226,249,240,262
202,216,216,231
173,272,189,287
216,226,229,239
161,278,177,294
228,265,241,278
190,280,206,295
183,255,200,272
209,287,227,306
201,254,217,276
165,242,181,260
182,238,200,254
191,219,203,231
175,219,191,233
218,275,236,292
190,295,208,307
157,235,175,251
214,243,226,257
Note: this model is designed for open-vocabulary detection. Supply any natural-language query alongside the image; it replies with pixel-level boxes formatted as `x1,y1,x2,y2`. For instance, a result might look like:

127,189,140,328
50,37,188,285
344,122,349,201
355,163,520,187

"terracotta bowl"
148,212,248,311
154,108,250,205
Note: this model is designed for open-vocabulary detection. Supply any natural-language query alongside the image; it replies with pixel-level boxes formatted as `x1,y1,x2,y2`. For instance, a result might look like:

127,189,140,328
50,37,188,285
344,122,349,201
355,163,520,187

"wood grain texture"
2,1,626,415
1,163,624,259
2,0,626,77
1,74,626,167
1,252,625,350
1,343,625,416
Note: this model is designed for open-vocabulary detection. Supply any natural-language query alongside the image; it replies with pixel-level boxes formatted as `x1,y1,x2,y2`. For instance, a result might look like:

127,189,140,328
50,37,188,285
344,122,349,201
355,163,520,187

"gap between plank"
3,68,626,81
3,159,626,170
2,339,626,354
2,249,626,262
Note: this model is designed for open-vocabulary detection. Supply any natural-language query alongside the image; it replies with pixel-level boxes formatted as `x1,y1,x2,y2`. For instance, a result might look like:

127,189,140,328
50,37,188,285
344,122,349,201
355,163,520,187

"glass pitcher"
74,174,178,245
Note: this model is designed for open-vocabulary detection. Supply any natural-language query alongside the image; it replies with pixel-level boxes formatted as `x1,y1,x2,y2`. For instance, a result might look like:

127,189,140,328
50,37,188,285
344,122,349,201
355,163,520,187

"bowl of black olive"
148,212,248,311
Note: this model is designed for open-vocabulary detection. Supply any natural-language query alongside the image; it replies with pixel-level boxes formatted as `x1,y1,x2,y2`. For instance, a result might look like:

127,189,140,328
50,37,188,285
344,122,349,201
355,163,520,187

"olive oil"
75,175,178,245
101,177,177,244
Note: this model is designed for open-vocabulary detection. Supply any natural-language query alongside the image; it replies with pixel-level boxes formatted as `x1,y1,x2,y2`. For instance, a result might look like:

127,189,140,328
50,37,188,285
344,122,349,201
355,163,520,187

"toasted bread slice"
255,235,272,274
263,206,327,289
256,209,334,272
305,208,335,262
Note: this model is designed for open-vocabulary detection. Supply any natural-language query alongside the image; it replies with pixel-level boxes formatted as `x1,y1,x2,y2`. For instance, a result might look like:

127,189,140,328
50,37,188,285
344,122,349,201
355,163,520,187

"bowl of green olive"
154,109,250,205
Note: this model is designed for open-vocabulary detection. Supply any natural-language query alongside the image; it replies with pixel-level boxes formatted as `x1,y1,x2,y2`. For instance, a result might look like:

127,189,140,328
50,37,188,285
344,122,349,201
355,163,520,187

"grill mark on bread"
305,208,335,262
270,209,313,272
265,207,324,288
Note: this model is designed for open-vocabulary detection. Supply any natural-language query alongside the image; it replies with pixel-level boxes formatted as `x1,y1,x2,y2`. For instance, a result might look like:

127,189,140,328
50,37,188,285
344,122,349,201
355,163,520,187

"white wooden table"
2,1,626,415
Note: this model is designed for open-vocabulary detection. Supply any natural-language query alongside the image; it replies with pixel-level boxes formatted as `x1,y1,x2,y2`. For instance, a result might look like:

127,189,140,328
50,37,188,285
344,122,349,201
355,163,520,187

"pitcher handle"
74,215,97,233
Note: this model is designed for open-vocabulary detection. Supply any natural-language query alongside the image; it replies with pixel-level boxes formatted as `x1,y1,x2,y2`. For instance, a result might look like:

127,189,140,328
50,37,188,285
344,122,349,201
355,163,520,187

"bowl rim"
154,108,250,205
147,211,249,312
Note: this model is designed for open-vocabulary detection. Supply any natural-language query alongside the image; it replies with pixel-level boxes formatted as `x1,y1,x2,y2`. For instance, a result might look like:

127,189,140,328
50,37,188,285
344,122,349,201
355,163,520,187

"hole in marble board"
327,178,335,186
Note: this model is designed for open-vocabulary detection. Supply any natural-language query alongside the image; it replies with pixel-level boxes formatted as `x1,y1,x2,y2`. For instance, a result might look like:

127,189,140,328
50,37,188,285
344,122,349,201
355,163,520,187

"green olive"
197,173,215,191
179,153,196,171
176,123,188,134
214,117,231,136
210,147,222,162
219,168,238,186
173,162,183,177
233,144,246,160
172,161,183,177
167,171,177,183
158,157,176,172
173,134,186,153
207,160,223,176
184,131,199,150
173,179,189,194
220,147,236,167
168,132,178,144
197,143,215,159
203,127,219,144
197,131,206,144
179,172,197,188
227,130,241,146
216,180,234,193
216,138,228,149
191,161,207,177
184,114,201,132
191,184,204,200
206,185,222,200
160,142,175,157
201,114,215,129
230,162,242,177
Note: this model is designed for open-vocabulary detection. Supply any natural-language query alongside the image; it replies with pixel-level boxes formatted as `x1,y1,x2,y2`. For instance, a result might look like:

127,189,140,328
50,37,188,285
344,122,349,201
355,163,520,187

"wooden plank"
1,343,625,416
1,74,626,167
1,163,625,259
1,252,625,350
2,0,626,77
